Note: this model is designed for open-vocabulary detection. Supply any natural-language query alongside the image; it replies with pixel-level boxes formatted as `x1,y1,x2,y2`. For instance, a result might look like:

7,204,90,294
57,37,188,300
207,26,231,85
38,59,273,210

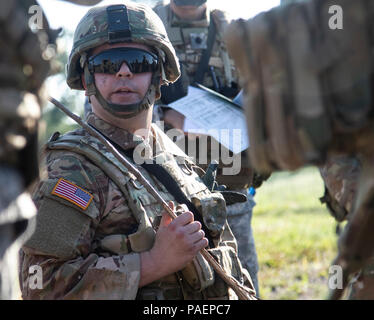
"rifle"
48,96,257,300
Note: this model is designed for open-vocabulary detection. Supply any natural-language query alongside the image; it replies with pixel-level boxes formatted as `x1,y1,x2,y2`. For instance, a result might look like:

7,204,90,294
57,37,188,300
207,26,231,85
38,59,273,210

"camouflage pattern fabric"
154,1,238,95
347,257,374,300
0,0,51,300
0,0,118,301
0,0,107,301
225,0,374,299
67,1,180,90
320,156,361,222
226,191,259,295
19,112,253,300
319,155,374,300
225,0,374,173
153,1,254,189
278,0,374,300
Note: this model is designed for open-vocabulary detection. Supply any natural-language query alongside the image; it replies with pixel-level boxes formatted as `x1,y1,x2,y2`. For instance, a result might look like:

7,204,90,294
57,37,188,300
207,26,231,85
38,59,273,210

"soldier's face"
90,42,153,106
170,0,207,20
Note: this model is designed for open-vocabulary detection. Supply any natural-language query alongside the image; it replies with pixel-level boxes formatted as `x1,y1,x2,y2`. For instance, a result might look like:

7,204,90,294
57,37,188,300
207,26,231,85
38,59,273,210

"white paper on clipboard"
168,86,249,154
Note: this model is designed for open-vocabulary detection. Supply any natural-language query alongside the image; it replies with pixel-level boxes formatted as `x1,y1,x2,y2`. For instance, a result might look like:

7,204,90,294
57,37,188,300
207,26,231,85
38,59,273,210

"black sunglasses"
174,0,206,6
87,47,159,75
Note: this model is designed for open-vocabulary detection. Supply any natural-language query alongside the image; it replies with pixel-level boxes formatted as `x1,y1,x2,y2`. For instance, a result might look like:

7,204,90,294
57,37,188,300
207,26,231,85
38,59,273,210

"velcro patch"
51,178,93,210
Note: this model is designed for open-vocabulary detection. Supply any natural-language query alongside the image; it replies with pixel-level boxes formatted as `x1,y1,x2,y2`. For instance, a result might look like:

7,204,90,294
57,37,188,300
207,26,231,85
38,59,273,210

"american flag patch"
51,178,93,210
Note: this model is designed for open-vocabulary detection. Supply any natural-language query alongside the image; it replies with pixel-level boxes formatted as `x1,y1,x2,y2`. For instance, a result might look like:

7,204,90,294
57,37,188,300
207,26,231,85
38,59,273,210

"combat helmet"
67,2,180,118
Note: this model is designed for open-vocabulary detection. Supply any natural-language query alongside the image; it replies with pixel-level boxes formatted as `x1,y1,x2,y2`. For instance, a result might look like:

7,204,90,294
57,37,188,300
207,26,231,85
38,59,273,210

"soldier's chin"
110,92,140,105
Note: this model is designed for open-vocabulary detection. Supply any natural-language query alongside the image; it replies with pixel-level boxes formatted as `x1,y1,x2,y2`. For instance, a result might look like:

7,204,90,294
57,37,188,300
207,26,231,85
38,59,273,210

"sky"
38,0,280,31
37,0,280,103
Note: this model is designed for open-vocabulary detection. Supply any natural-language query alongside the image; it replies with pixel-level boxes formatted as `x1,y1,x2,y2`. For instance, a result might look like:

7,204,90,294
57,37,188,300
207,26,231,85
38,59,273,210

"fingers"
169,210,194,228
184,221,202,234
189,229,206,244
160,201,174,227
193,237,209,251
161,202,195,229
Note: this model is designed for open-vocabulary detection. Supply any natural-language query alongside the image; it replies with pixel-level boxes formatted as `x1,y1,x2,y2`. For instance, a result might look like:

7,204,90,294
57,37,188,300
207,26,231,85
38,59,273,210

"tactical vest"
46,126,245,299
153,4,237,93
154,4,251,189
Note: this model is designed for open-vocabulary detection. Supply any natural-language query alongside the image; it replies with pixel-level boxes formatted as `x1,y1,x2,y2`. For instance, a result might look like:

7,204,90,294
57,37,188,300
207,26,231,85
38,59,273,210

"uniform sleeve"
19,151,141,300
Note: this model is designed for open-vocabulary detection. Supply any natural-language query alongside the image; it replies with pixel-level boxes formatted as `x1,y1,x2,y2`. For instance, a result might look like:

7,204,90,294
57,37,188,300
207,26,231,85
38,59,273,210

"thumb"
160,201,174,227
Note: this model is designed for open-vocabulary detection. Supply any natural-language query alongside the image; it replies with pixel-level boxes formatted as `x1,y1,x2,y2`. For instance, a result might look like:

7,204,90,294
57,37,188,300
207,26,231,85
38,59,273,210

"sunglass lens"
88,48,158,75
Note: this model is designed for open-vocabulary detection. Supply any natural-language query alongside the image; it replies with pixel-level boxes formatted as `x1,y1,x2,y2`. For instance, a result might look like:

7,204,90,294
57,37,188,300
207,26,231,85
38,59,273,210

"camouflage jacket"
319,155,361,222
19,113,251,300
153,1,239,95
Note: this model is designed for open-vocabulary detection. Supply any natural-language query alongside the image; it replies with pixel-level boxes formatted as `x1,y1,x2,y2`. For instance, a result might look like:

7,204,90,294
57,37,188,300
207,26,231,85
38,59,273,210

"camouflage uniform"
153,0,259,294
153,1,239,96
19,2,253,300
19,113,253,299
320,155,374,299
0,0,102,301
225,0,374,299
319,156,361,223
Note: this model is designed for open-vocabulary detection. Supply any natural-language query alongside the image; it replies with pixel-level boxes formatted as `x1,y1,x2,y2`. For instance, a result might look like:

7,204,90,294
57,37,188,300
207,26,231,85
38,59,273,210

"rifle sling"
92,125,215,248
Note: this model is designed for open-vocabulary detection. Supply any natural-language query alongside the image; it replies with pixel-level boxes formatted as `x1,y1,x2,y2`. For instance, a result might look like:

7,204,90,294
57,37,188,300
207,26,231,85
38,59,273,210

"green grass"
252,166,339,299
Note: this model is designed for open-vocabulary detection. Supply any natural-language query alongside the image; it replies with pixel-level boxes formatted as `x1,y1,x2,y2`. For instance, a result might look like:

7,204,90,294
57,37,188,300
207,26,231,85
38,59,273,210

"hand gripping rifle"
48,97,257,300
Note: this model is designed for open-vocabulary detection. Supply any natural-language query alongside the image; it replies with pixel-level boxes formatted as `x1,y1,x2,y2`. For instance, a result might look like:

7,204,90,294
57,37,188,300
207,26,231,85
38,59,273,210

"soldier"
18,2,254,300
153,0,260,295
320,156,374,299
279,0,374,300
225,0,374,299
0,0,102,300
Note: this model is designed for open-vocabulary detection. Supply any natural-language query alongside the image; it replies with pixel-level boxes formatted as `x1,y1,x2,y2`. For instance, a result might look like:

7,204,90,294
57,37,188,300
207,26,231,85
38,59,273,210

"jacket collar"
86,112,188,159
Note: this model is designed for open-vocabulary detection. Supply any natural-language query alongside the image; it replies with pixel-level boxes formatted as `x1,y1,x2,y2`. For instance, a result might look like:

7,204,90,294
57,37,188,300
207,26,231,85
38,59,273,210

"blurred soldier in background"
283,0,374,300
320,156,374,299
0,0,101,300
225,0,374,299
153,0,260,294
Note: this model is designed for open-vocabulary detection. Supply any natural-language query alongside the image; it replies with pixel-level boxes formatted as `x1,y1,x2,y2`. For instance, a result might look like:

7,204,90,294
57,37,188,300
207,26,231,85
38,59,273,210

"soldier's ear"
81,74,90,96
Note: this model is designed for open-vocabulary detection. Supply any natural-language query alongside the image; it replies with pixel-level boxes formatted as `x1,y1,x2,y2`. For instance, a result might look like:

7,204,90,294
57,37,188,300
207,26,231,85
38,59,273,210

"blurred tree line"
40,29,82,144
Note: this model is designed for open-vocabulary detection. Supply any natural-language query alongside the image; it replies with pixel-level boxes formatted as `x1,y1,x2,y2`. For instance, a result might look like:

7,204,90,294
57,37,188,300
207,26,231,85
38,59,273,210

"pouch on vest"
191,192,227,239
180,252,215,292
203,245,244,299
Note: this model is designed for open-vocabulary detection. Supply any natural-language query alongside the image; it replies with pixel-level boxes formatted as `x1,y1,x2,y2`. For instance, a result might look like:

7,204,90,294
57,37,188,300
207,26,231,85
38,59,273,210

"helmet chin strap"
84,64,160,119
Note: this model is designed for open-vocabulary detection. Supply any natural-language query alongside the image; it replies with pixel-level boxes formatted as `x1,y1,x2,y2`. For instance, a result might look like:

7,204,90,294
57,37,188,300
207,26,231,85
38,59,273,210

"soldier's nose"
116,62,133,78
